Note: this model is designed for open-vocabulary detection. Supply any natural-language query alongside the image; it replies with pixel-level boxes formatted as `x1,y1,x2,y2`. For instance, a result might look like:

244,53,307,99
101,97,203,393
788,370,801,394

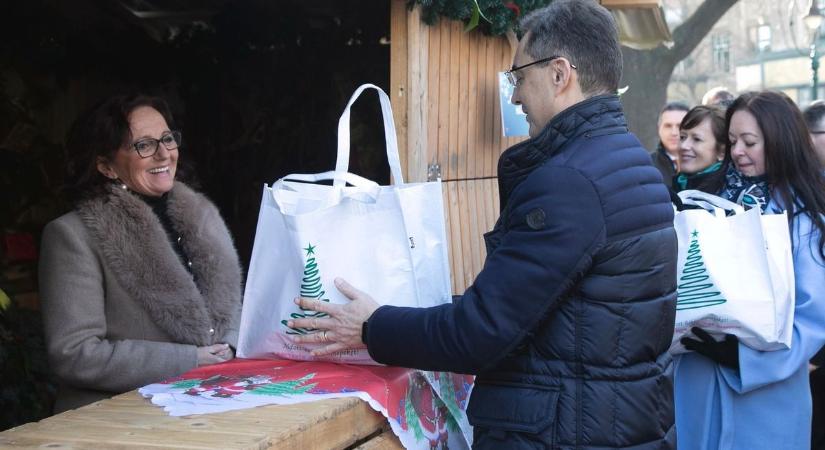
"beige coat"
39,182,242,413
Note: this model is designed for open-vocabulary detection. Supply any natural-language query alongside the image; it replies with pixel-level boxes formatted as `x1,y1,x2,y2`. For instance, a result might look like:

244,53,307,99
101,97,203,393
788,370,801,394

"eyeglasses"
504,56,577,87
131,131,182,158
811,130,825,135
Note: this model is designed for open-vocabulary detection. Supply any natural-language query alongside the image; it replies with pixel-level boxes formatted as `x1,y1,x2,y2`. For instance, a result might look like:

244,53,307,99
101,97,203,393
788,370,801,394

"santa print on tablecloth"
404,373,449,449
400,372,471,450
281,243,331,335
676,230,727,311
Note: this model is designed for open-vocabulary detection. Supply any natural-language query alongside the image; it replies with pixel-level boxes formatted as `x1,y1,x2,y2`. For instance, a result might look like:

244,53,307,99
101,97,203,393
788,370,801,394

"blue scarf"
718,164,771,212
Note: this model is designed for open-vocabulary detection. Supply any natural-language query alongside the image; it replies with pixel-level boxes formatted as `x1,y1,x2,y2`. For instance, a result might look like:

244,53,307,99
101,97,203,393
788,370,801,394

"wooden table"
0,391,404,449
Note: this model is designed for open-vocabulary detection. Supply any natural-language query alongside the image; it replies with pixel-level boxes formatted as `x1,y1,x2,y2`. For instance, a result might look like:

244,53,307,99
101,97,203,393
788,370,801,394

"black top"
670,162,728,211
139,192,192,274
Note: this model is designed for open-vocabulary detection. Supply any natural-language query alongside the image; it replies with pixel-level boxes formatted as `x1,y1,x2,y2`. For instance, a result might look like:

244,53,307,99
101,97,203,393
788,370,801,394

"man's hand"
681,327,740,369
288,278,380,356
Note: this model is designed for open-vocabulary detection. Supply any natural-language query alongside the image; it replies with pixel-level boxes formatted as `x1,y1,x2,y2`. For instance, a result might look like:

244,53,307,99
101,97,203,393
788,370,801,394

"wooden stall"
389,0,670,294
0,391,403,449
0,3,673,447
389,0,524,294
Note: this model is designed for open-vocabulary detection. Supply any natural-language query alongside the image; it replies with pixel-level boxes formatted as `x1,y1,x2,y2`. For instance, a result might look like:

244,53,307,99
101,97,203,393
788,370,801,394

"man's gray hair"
519,0,622,96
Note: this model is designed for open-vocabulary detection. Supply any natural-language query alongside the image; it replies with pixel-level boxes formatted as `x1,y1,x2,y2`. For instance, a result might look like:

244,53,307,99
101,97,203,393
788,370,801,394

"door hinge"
427,163,441,182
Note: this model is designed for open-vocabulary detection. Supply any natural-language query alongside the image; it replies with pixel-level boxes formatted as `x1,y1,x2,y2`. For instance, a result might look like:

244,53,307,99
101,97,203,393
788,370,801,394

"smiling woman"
95,106,180,197
672,105,727,193
38,94,243,413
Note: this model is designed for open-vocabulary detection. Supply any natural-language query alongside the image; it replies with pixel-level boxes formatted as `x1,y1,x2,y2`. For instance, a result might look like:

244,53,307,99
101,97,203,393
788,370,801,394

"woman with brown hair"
39,94,242,413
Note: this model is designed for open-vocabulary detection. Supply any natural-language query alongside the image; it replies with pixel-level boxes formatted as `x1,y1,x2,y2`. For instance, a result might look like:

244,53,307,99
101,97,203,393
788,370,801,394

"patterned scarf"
718,164,771,212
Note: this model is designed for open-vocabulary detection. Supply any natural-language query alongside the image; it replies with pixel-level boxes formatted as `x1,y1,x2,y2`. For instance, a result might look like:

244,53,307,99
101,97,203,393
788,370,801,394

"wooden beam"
406,4,429,183
390,0,409,181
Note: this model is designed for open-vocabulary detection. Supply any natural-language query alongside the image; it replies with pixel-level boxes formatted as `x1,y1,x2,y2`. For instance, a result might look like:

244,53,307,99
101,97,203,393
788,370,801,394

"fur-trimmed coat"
39,182,242,413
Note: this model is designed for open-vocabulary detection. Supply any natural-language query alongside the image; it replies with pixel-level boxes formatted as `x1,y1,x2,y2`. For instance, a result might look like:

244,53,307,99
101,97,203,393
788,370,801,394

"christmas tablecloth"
139,359,474,450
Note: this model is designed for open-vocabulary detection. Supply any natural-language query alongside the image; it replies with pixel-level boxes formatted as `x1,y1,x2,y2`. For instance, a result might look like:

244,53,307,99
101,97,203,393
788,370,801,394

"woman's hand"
681,327,740,369
197,343,234,366
288,278,380,357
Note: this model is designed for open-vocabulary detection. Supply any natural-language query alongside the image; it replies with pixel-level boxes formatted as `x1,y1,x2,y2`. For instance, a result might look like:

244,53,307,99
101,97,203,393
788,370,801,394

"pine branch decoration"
409,0,555,36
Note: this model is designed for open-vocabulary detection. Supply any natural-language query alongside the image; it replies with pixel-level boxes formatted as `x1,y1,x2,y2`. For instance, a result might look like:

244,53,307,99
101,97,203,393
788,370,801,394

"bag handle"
275,171,381,203
678,190,745,217
335,84,404,187
281,170,378,188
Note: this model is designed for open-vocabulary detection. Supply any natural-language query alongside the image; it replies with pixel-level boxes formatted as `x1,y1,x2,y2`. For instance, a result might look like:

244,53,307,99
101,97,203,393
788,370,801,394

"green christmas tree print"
437,373,461,433
281,243,331,335
676,231,727,310
248,373,317,396
173,373,317,398
404,384,426,442
171,379,202,390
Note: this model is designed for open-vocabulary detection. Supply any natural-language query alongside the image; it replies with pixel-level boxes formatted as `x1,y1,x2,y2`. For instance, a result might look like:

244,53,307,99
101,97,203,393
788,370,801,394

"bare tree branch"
668,0,740,63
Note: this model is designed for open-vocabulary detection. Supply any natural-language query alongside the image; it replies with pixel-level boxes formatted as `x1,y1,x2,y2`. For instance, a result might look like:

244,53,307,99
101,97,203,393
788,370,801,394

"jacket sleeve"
221,301,242,349
39,217,198,393
366,166,606,373
720,213,825,393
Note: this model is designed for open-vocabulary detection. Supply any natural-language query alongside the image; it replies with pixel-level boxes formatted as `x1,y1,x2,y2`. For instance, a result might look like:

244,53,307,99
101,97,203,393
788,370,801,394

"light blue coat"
674,200,825,450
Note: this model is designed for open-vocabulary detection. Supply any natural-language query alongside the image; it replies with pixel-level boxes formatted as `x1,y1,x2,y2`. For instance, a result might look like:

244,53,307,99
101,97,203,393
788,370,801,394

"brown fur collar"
76,182,242,346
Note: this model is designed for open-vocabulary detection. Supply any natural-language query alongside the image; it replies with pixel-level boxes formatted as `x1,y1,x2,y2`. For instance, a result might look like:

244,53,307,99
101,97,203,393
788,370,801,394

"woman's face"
96,106,178,197
728,110,766,177
678,117,723,174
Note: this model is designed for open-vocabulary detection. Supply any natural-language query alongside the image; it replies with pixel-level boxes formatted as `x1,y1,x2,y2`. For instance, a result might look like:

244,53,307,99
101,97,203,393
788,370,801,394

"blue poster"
498,72,529,137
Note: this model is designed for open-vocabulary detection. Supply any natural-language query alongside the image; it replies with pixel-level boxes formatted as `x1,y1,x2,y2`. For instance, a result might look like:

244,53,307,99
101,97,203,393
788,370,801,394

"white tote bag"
670,190,795,354
238,84,452,364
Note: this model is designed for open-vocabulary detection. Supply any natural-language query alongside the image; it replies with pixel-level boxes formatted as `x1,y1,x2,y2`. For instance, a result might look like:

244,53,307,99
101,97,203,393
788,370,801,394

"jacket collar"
497,94,627,208
76,182,241,346
655,142,677,170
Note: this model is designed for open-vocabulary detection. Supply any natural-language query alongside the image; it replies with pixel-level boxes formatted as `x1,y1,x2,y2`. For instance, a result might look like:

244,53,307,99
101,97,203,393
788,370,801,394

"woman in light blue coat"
675,91,825,450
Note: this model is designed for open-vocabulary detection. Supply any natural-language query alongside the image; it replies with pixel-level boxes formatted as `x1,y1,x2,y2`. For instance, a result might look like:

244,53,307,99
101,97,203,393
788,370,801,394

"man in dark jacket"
289,1,677,448
652,101,689,188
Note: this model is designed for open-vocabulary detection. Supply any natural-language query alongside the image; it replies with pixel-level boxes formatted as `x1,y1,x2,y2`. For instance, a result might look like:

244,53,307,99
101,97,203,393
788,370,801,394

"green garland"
408,0,554,36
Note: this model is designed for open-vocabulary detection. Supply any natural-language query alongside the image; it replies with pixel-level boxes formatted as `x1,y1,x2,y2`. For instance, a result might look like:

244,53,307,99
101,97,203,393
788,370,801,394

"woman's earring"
110,176,127,190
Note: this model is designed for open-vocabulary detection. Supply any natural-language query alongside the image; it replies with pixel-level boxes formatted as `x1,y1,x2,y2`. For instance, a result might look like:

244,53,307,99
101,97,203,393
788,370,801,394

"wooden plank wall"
391,1,526,294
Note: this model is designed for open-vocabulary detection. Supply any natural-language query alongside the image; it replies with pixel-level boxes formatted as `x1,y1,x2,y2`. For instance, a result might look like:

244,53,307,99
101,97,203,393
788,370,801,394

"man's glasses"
504,55,577,87
131,131,182,158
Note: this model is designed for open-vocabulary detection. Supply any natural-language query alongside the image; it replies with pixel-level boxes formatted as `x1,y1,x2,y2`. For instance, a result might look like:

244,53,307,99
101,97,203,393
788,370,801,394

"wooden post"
406,4,429,183
389,0,409,180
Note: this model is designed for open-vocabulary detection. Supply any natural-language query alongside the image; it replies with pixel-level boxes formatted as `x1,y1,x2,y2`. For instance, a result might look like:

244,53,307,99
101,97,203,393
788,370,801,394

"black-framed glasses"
811,130,825,135
131,131,182,158
504,55,577,87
